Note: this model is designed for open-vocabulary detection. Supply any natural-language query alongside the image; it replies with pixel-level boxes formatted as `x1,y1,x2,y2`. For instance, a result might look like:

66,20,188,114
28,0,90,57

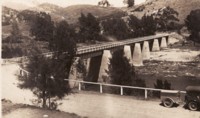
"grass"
2,99,85,118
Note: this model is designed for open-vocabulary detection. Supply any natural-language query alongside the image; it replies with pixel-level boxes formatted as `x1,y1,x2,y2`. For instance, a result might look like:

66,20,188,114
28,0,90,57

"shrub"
102,18,131,40
185,9,200,44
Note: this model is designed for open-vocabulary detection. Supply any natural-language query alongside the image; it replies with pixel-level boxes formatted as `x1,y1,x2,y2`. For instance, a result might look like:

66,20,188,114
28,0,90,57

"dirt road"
58,91,200,118
2,64,200,118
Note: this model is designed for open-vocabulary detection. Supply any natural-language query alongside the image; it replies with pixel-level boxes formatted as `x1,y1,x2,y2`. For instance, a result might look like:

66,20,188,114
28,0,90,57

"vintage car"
161,90,182,108
185,86,200,111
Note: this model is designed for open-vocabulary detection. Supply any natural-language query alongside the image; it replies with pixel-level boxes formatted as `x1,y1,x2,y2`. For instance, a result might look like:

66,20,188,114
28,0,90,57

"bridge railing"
64,79,186,99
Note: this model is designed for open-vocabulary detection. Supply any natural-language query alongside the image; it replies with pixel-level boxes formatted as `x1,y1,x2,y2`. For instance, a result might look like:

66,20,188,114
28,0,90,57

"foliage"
17,10,38,22
123,0,134,7
153,79,171,97
102,18,130,40
128,15,156,38
108,50,145,95
78,13,101,43
127,0,134,7
50,20,76,54
4,20,22,44
154,79,171,90
2,45,23,58
18,20,76,109
30,12,54,41
2,20,23,58
98,0,110,7
152,6,179,31
185,9,200,43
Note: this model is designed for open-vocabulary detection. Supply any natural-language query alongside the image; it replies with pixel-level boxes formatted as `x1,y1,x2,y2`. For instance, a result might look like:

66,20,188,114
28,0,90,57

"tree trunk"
42,91,46,108
48,95,51,109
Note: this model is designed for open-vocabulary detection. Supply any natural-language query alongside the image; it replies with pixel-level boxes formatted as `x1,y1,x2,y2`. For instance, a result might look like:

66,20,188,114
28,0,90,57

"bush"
153,6,179,31
2,46,23,58
128,15,156,38
185,9,200,44
107,50,146,95
78,13,102,43
102,18,131,40
153,79,171,98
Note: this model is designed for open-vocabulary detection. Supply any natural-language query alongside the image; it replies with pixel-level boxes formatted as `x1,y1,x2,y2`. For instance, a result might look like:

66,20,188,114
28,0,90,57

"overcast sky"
3,0,146,10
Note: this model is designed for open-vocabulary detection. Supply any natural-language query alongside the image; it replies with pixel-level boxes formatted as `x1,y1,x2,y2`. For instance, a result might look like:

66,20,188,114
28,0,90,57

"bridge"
4,33,171,85
70,33,171,86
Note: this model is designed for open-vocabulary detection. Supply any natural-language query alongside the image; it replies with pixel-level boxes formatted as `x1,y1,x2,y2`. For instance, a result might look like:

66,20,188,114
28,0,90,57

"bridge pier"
160,37,167,49
132,43,143,66
69,57,80,88
142,41,150,60
87,55,102,82
124,45,132,63
152,39,160,51
98,50,112,83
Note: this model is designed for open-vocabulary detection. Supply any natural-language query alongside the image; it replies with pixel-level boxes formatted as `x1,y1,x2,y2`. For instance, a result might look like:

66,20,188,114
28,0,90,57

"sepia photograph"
1,0,200,117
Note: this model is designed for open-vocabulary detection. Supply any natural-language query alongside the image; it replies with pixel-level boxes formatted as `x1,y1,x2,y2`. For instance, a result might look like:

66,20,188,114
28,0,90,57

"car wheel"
188,101,198,111
163,98,174,108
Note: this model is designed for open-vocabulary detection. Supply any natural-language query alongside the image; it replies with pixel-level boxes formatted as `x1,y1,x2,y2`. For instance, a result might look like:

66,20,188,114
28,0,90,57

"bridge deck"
76,33,169,55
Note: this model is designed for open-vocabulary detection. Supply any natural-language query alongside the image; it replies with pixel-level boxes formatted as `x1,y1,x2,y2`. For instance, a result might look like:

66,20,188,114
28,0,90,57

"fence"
64,79,186,99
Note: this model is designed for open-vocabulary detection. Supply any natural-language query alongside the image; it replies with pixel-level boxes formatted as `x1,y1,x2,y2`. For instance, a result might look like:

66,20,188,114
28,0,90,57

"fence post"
100,84,103,93
120,86,123,95
78,82,81,91
145,89,148,99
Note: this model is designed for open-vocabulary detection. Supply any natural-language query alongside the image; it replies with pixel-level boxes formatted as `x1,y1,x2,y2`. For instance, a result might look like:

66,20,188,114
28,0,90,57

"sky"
2,0,146,10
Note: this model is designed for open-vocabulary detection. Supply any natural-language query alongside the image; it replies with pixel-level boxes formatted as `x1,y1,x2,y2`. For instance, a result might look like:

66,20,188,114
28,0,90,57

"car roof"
186,86,200,92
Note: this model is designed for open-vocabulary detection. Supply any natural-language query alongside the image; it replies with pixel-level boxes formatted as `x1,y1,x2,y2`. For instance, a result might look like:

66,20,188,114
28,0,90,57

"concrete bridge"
70,33,171,85
4,33,171,85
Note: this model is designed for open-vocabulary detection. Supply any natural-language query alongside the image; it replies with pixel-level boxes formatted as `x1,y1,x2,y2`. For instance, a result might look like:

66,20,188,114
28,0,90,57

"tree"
128,15,156,38
127,0,134,7
185,9,200,44
30,12,54,41
141,15,156,36
102,18,130,40
123,0,134,7
78,13,101,43
107,50,145,95
10,21,22,43
153,79,171,97
152,6,179,31
50,20,76,54
18,20,77,109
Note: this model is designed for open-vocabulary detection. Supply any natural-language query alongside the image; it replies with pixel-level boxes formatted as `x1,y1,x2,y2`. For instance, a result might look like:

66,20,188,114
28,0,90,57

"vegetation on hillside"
128,0,200,24
101,18,130,40
185,9,200,44
78,13,102,43
128,14,156,37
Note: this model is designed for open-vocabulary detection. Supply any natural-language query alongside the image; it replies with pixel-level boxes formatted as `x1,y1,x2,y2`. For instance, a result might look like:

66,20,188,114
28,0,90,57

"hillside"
126,0,200,24
62,5,126,24
2,6,19,25
26,4,126,24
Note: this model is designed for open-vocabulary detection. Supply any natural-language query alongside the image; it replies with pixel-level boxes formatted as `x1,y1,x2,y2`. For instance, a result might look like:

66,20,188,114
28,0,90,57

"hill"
126,0,200,24
27,4,126,24
2,6,19,25
61,5,126,24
